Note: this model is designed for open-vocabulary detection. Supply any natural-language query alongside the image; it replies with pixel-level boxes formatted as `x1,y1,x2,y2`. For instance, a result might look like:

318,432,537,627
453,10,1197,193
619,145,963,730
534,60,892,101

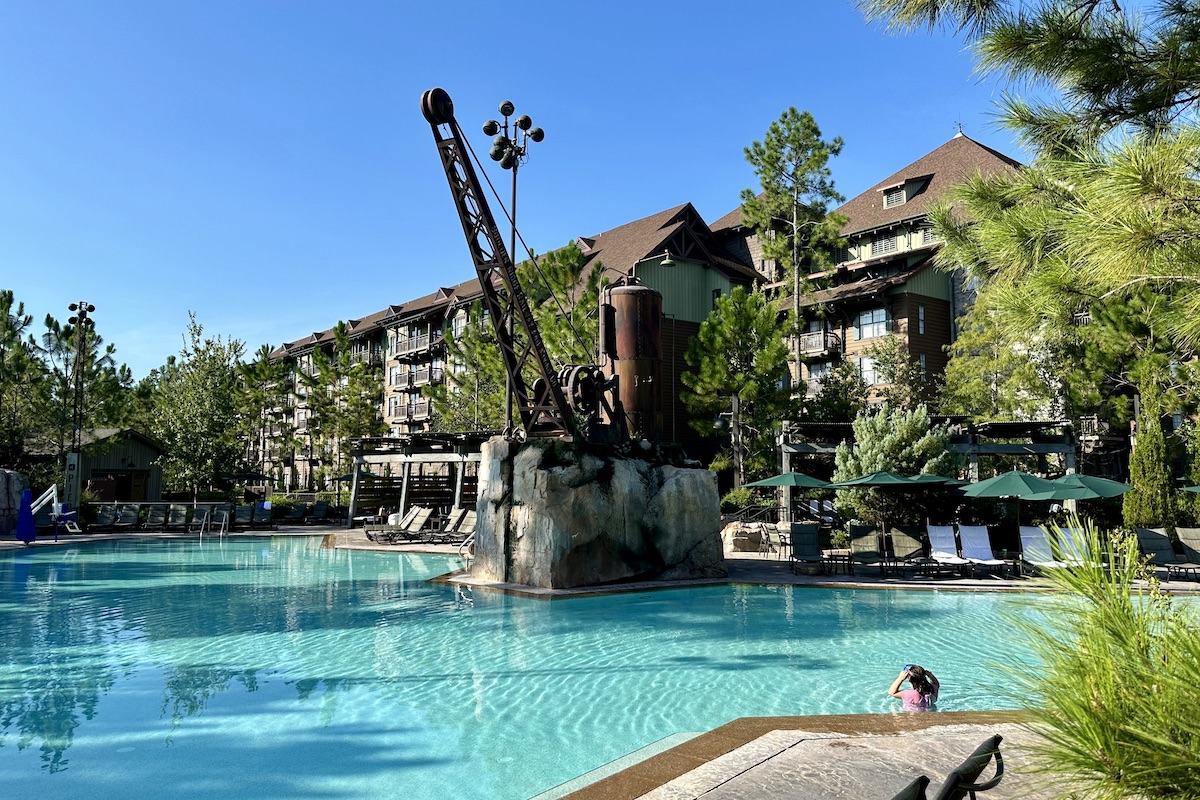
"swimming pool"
0,537,1038,799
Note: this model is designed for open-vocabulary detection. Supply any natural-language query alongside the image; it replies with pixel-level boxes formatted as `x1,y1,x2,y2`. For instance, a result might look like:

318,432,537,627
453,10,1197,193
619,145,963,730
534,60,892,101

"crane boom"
421,88,578,439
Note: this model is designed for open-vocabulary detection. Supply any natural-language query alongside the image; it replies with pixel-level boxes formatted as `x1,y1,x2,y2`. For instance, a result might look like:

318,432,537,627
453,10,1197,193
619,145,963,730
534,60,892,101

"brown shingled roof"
835,133,1021,236
579,203,757,284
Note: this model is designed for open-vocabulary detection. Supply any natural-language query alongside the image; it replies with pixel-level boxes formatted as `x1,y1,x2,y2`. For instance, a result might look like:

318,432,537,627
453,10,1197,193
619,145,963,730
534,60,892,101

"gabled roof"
709,133,1021,238
578,203,758,284
383,277,484,321
836,133,1021,236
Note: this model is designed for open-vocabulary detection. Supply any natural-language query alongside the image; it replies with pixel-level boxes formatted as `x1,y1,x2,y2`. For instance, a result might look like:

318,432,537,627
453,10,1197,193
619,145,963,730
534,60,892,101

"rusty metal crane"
421,87,621,441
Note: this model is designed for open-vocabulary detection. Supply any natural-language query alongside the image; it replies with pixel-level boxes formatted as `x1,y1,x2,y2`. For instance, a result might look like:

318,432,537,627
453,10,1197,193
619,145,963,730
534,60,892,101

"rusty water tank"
600,282,662,441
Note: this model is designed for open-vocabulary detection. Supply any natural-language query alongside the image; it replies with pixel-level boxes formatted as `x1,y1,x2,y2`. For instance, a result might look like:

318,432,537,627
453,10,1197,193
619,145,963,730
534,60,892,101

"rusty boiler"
599,281,663,441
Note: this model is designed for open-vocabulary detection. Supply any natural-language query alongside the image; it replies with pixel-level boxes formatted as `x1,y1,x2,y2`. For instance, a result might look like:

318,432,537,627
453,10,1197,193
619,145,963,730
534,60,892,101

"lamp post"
714,394,761,489
483,100,544,435
66,301,95,455
65,301,94,511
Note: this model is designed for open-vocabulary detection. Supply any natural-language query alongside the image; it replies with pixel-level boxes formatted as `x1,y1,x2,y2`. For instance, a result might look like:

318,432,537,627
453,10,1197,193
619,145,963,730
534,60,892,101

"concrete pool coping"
1,526,1170,798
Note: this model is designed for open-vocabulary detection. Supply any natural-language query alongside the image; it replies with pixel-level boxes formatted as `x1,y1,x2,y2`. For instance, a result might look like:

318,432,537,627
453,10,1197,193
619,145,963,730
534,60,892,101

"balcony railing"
395,334,430,356
352,349,383,366
798,330,842,357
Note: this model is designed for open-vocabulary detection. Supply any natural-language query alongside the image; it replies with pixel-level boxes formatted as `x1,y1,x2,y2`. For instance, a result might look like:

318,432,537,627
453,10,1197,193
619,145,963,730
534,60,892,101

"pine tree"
832,403,955,526
681,286,795,485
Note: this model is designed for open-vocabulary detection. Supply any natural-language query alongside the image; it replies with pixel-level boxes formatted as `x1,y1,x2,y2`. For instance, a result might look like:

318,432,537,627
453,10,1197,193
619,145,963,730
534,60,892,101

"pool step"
529,731,702,800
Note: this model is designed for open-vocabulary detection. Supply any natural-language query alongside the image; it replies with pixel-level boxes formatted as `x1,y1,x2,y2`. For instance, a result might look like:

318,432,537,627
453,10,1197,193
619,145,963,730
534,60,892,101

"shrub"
1009,516,1200,798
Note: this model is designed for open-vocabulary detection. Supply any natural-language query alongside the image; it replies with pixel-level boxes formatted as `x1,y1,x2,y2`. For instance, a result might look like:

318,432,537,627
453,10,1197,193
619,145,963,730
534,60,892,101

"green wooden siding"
890,267,951,301
639,259,735,324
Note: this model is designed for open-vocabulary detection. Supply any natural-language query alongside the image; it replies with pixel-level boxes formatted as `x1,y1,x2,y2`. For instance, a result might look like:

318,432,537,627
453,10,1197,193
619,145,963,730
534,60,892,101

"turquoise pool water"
0,537,1038,800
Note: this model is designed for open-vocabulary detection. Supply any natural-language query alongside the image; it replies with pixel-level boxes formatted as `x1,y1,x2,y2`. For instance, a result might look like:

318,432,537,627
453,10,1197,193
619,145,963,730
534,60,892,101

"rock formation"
0,469,30,537
474,437,727,589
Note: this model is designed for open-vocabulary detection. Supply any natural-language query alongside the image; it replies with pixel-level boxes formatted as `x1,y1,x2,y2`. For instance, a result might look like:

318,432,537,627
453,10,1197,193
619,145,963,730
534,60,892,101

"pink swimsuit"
899,688,937,708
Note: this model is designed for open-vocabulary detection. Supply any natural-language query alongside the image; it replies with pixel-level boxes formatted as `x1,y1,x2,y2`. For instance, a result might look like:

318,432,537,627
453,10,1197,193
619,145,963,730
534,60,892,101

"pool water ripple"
1,537,1042,800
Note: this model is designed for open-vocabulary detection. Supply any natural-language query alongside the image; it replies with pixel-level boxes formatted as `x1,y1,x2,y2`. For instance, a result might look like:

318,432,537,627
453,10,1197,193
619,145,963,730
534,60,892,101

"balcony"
798,330,842,358
410,400,431,420
394,334,431,358
352,349,383,366
411,366,445,386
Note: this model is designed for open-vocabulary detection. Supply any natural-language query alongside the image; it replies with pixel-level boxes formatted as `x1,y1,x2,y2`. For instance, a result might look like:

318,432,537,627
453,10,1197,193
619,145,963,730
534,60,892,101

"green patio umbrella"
1026,473,1132,501
962,469,1062,527
961,469,1059,498
743,471,831,489
829,470,917,488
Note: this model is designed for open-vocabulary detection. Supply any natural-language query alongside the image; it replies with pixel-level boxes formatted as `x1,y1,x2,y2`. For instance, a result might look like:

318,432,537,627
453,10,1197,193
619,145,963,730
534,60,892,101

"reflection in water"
0,539,441,772
0,538,1038,800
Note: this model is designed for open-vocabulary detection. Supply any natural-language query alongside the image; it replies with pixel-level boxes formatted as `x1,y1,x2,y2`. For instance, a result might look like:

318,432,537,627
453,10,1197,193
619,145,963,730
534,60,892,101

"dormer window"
884,185,905,208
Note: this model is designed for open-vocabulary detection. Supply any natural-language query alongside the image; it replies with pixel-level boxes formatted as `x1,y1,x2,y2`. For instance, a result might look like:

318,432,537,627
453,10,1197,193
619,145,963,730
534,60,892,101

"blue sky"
0,1,1021,380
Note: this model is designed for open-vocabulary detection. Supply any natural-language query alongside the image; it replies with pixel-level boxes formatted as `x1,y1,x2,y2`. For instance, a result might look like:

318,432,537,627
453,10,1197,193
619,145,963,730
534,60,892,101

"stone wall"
475,437,727,589
0,470,29,537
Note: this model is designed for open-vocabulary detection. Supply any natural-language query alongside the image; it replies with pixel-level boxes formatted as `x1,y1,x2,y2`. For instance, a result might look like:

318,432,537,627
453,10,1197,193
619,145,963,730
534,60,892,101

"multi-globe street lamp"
66,301,95,456
482,100,544,433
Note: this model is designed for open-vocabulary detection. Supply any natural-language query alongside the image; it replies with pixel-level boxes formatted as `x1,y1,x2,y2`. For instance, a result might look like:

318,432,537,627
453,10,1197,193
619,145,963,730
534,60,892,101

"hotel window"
856,307,889,340
859,356,878,386
807,360,832,382
919,352,928,382
922,225,941,244
918,305,926,335
883,186,905,208
871,231,896,256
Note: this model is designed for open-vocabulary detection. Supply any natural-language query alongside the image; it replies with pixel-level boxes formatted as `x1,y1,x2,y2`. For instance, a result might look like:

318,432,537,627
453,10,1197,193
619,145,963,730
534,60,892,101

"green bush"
721,486,755,513
1009,516,1200,798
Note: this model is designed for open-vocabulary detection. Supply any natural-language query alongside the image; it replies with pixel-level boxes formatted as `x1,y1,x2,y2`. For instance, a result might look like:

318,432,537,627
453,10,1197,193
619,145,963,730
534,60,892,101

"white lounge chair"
926,525,971,573
1019,525,1074,571
956,525,1010,577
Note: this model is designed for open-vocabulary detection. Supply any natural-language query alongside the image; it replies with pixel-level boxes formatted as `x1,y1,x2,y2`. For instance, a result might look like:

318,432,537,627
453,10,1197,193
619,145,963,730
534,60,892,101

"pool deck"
3,524,1172,798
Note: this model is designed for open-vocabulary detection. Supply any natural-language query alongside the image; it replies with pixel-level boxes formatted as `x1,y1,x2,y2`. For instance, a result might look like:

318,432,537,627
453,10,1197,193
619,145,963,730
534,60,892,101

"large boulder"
474,437,726,589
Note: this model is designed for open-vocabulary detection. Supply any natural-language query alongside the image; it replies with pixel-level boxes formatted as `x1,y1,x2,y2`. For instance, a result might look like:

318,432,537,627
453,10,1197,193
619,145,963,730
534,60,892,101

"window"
922,225,941,244
919,352,928,382
871,232,896,256
807,361,832,382
856,307,889,340
883,186,905,208
859,357,878,386
918,305,926,335
451,313,466,338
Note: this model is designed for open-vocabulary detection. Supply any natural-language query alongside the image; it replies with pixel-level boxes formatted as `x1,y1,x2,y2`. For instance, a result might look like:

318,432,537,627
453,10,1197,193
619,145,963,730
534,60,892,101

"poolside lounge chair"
788,522,828,574
165,503,190,531
438,508,477,545
931,734,1004,800
231,504,254,531
956,525,1011,578
364,506,421,543
889,526,935,576
250,502,274,530
849,524,889,576
143,503,169,531
424,507,468,544
112,503,142,531
185,506,210,533
1172,528,1200,579
282,503,309,524
1018,525,1072,571
303,500,331,524
367,506,433,544
890,775,930,800
1136,527,1194,580
760,525,788,559
88,503,118,532
926,525,971,574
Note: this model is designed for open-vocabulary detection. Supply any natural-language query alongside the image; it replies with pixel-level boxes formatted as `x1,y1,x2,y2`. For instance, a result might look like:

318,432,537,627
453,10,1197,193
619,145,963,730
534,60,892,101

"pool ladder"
457,532,475,569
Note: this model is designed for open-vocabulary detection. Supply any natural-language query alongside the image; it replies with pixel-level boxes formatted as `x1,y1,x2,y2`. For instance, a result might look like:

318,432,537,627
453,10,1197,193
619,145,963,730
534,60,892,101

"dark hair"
908,665,933,697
